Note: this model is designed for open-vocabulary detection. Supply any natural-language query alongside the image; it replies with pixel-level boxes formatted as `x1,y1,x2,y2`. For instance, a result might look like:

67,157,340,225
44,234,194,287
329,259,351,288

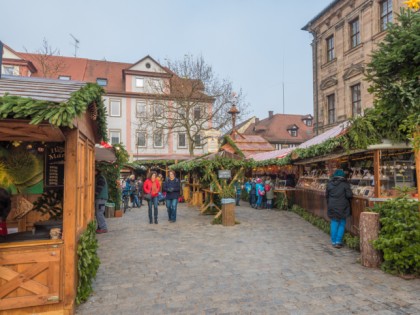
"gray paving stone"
76,203,420,314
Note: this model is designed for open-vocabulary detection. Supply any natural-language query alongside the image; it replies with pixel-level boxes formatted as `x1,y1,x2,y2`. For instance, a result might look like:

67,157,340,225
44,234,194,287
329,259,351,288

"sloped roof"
297,121,349,149
248,148,293,161
243,113,313,144
221,134,274,158
0,75,85,102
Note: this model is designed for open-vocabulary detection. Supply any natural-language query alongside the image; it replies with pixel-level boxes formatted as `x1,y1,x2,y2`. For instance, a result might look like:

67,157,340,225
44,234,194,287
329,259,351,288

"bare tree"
25,38,67,78
138,54,249,156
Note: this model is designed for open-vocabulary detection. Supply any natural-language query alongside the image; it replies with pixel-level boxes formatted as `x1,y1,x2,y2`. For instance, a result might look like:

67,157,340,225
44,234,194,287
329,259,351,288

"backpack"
258,188,265,196
264,184,271,192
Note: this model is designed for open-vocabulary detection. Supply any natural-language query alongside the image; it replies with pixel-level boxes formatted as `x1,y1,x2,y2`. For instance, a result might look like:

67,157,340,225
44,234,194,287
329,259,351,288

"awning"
95,147,116,162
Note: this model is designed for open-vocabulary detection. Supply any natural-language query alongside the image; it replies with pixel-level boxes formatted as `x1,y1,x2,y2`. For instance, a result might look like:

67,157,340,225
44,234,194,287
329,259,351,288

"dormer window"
303,119,313,127
135,77,144,88
287,125,298,137
96,78,108,86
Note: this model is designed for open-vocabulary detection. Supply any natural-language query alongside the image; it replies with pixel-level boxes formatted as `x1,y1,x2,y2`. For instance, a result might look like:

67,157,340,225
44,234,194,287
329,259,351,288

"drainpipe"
310,30,319,135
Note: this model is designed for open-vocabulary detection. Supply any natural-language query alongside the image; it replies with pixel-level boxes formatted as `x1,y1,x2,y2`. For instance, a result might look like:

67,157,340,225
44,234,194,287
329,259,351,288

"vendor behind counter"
0,187,11,236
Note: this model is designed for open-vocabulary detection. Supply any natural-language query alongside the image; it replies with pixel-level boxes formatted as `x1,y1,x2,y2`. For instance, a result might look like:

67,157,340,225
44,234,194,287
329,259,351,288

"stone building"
302,0,405,134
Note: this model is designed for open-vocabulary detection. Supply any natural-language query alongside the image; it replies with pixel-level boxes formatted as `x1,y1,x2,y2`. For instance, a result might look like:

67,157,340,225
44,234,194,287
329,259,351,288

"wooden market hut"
0,75,107,314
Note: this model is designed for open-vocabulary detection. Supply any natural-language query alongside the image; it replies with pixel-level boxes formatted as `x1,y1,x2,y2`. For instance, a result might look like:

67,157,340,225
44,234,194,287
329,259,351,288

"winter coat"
95,174,109,200
250,182,257,195
326,177,353,219
143,179,161,197
163,178,181,200
244,182,252,193
256,183,265,196
265,182,274,199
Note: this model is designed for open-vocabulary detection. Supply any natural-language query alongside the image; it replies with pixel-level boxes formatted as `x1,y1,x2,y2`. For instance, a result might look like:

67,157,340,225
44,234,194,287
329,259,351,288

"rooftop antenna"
69,34,80,57
282,55,285,114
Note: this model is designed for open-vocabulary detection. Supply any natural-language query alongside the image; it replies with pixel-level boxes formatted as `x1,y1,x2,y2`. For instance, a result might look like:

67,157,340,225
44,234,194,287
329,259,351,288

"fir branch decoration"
0,83,108,141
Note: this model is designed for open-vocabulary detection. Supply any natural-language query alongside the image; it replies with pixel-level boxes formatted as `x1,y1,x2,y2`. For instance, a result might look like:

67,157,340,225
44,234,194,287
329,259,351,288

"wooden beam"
0,120,65,142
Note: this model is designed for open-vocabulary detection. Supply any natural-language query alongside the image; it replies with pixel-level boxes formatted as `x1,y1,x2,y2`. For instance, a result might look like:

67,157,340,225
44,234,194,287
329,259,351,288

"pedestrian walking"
136,177,144,206
163,170,181,223
126,175,140,208
143,171,161,224
250,179,257,208
326,169,353,248
95,169,108,234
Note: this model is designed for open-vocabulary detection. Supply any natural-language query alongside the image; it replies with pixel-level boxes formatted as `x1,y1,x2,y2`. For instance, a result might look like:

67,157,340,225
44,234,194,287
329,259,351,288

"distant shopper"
265,179,274,209
143,171,161,224
234,180,242,206
95,169,108,234
163,170,181,223
136,177,144,206
326,169,353,248
255,178,265,209
250,179,257,208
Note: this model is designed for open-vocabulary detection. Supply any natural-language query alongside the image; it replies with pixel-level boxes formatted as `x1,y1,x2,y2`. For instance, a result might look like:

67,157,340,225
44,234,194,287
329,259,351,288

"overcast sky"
1,0,332,121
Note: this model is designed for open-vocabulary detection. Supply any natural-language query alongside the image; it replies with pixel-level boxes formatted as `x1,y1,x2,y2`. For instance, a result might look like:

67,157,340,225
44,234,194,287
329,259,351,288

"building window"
154,133,163,147
326,35,335,62
178,133,187,148
59,75,71,80
109,99,121,117
306,119,312,127
3,65,16,75
136,101,146,117
136,131,147,147
109,130,121,145
153,103,163,117
96,78,108,86
135,77,144,88
194,107,201,120
350,18,361,48
327,94,336,124
351,84,362,117
380,0,393,31
194,134,202,147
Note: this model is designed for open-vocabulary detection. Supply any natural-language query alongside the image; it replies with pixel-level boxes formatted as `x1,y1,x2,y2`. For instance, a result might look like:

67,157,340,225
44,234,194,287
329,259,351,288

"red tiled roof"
243,113,314,144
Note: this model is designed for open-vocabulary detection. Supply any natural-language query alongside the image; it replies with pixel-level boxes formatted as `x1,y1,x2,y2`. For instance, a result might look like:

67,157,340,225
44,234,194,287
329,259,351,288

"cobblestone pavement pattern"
77,203,420,315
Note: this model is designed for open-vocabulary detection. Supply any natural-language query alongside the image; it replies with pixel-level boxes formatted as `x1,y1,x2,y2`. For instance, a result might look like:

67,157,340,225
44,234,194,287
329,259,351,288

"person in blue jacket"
163,170,181,222
255,178,265,209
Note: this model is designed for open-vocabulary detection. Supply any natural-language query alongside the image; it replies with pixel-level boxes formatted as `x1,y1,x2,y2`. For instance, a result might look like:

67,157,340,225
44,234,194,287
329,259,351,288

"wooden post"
373,150,381,198
222,200,235,226
416,147,420,203
63,129,78,312
360,212,381,268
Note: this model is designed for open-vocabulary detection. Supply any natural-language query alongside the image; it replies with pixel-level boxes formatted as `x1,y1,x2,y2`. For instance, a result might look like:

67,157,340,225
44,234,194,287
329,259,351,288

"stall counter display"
379,150,416,197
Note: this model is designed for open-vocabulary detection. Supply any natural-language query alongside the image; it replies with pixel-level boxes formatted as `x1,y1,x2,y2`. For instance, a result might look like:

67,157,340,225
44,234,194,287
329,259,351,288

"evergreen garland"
0,83,108,141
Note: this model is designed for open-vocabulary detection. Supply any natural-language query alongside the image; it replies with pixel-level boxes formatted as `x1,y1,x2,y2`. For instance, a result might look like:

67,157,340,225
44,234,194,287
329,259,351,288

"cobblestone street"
76,203,420,315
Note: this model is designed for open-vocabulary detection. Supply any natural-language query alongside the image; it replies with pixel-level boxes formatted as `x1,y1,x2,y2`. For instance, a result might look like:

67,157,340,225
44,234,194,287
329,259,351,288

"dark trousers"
148,197,158,222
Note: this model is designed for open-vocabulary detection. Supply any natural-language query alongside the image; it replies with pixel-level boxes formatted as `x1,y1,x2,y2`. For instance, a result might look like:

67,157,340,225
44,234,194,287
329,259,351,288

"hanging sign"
218,170,231,179
45,143,65,188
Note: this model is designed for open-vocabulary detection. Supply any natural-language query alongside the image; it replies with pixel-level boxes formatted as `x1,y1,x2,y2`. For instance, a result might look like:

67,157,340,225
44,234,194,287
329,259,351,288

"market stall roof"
297,121,349,149
220,134,275,158
248,148,293,161
0,75,86,102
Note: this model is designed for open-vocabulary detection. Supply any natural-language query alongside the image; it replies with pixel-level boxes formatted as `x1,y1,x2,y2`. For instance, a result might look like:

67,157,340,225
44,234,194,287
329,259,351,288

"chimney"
269,111,273,119
255,118,259,124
